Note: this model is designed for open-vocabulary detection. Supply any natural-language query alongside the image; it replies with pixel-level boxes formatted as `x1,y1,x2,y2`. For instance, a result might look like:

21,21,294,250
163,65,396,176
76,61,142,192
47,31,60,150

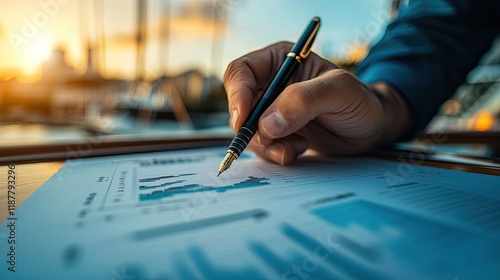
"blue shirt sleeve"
356,0,500,137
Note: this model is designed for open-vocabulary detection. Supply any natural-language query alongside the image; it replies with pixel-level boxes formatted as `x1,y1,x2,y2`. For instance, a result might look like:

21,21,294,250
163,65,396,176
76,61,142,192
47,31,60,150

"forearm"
357,0,500,135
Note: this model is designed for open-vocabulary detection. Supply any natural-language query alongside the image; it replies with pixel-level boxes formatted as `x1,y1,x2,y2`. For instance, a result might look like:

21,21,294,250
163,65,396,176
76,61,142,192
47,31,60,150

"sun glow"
15,39,52,83
19,39,51,65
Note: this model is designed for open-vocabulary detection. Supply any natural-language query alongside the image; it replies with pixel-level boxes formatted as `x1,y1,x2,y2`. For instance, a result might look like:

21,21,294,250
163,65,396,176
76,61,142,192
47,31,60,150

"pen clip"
298,17,321,60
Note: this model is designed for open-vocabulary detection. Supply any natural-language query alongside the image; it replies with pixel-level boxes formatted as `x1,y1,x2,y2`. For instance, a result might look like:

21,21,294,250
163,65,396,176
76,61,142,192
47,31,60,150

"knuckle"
289,83,314,107
286,82,320,109
270,41,294,51
328,68,357,85
223,58,245,85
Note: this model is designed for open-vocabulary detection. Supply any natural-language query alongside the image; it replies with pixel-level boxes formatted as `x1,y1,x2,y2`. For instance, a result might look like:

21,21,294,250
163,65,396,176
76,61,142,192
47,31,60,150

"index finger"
223,42,293,130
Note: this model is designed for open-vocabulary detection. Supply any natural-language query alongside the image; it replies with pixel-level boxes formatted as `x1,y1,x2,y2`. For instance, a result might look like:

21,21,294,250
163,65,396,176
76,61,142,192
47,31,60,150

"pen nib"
218,151,237,177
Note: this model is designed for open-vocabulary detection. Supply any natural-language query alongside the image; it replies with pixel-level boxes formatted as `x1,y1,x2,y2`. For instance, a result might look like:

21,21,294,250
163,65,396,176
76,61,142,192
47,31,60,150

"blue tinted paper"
1,147,499,279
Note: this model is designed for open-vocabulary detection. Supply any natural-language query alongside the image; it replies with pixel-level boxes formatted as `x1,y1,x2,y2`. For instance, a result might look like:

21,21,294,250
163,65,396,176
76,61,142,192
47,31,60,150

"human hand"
224,42,412,165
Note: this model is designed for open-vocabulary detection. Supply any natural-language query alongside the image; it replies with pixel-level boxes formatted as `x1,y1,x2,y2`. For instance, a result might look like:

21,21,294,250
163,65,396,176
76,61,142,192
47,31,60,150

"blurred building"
0,44,226,132
428,38,500,133
0,48,125,125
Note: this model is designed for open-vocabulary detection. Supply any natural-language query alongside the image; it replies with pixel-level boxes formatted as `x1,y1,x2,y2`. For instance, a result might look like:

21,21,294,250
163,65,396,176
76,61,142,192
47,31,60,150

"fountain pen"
218,17,321,176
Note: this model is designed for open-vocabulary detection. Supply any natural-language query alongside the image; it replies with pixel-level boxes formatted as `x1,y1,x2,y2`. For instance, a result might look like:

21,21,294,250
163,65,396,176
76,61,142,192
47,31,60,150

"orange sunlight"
470,110,494,131
346,42,369,63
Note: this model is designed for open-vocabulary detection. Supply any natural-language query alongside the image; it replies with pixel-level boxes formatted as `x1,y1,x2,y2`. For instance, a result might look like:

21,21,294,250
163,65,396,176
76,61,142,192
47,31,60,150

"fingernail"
231,110,239,130
256,133,263,145
261,111,288,138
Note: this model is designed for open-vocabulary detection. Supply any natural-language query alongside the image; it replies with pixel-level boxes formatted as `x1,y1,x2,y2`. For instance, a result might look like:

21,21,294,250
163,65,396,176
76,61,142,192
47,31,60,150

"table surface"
0,162,63,222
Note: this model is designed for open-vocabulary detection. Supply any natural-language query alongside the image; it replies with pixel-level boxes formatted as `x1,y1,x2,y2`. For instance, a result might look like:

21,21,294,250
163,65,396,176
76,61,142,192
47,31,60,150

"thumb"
259,69,354,139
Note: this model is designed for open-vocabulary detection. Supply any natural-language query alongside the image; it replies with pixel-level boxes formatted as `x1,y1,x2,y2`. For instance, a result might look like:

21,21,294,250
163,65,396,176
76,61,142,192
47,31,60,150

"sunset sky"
0,0,391,81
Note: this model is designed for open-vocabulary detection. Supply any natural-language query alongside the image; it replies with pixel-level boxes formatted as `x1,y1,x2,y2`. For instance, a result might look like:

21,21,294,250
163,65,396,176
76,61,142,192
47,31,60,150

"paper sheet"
1,146,499,279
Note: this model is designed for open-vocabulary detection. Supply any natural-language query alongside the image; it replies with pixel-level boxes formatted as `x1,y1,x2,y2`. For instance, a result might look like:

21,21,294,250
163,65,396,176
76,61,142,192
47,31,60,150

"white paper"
1,146,499,279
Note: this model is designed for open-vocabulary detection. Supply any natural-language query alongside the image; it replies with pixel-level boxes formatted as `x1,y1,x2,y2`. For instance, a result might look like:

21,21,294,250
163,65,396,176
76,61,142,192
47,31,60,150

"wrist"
371,82,413,146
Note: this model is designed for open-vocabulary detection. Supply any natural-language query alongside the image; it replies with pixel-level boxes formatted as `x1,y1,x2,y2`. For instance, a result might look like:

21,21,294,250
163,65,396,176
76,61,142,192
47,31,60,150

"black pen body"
228,56,299,157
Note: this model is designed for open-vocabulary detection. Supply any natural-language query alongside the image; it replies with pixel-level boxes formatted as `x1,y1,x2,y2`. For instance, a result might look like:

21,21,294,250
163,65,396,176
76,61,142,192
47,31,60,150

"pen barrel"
228,57,299,158
247,57,298,123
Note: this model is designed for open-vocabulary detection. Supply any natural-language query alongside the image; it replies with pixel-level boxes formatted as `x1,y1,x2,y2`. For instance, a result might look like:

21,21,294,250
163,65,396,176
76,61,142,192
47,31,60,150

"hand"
224,42,412,165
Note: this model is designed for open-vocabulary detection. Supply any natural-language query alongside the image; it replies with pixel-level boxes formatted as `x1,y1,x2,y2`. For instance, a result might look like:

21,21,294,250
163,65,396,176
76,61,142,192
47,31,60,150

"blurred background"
0,0,498,149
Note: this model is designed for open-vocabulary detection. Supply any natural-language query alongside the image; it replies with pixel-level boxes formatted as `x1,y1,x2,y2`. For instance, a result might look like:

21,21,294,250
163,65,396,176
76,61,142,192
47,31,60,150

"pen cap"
291,17,321,61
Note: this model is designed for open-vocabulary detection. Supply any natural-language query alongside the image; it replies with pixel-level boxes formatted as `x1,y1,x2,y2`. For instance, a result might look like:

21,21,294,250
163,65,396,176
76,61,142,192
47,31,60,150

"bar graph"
138,175,270,201
135,155,206,167
133,209,269,240
138,173,196,189
378,182,500,230
139,173,196,183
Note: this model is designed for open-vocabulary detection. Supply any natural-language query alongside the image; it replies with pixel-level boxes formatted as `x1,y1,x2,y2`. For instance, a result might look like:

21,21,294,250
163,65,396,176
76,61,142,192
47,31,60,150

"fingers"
266,134,309,165
224,42,293,131
247,133,309,165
